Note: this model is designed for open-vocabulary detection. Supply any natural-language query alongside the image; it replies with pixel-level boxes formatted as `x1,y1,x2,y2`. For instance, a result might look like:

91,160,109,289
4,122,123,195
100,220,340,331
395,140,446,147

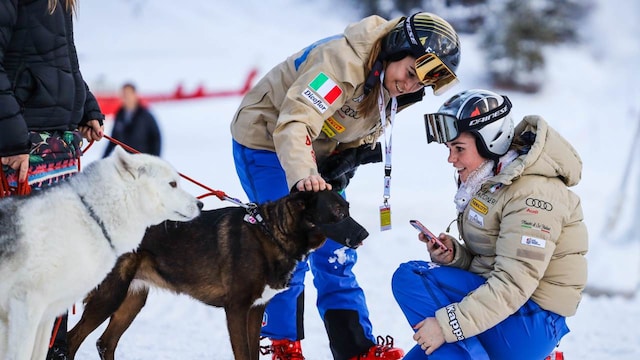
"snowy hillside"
67,0,640,358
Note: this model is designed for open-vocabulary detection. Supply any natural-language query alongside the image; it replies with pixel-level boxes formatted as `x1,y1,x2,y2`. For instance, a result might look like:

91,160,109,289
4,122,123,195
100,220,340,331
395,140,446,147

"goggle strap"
403,13,426,58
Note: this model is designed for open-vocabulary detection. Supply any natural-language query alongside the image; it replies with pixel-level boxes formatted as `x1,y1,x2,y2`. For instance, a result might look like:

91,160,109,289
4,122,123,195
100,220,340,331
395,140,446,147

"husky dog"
0,146,202,360
68,189,369,360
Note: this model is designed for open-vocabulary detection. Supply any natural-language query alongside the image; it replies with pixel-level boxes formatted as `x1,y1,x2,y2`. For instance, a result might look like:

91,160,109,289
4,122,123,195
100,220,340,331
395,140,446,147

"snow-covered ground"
68,0,640,358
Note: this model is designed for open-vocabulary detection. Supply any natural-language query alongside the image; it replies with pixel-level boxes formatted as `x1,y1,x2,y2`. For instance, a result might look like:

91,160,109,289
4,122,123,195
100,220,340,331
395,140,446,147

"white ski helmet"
424,89,514,158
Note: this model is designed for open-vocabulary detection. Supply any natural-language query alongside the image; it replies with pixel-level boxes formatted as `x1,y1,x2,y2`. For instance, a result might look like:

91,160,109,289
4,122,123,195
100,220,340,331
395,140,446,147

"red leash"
49,317,63,349
0,168,10,197
0,166,32,197
89,135,244,203
2,136,234,202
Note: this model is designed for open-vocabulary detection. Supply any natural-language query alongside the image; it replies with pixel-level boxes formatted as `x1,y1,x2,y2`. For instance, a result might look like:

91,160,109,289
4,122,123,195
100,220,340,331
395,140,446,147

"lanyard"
377,71,397,206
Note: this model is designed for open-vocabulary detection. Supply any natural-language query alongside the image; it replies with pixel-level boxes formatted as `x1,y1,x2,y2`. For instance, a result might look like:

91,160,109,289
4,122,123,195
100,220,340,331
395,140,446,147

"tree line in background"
351,0,593,92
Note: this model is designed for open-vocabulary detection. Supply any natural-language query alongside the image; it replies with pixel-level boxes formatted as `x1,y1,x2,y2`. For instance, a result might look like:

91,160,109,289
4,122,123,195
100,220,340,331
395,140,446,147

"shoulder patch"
309,72,342,104
302,72,343,114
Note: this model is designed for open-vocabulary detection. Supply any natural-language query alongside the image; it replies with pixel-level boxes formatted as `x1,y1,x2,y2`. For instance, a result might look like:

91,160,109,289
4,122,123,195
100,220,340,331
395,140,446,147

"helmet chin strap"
364,59,384,96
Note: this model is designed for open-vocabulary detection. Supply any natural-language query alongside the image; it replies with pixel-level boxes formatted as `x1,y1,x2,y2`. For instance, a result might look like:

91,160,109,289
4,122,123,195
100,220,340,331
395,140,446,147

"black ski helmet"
382,12,460,74
363,12,461,96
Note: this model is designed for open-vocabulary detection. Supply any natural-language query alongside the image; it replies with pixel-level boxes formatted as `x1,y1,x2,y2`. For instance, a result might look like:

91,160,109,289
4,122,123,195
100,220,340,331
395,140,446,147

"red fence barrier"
95,68,258,116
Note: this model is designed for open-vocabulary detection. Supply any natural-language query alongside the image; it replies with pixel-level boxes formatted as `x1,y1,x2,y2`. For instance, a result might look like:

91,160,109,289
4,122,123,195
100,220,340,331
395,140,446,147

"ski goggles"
424,96,512,144
415,53,459,96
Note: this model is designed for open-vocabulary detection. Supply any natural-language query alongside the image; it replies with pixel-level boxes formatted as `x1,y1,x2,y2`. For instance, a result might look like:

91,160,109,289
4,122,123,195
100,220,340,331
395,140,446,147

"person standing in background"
103,83,162,157
0,0,105,359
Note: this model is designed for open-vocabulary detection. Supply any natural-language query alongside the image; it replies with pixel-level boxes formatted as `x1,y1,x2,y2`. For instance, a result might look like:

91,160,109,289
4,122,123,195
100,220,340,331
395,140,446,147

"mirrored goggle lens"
424,113,459,144
415,53,459,96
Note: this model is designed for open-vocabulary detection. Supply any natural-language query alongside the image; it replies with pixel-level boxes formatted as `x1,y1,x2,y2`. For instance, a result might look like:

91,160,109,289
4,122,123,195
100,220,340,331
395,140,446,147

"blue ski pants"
392,261,570,360
232,140,374,343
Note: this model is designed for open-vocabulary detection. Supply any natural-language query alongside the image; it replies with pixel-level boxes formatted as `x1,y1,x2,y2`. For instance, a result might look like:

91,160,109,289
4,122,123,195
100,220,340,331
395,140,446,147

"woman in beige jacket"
231,12,461,360
392,89,588,360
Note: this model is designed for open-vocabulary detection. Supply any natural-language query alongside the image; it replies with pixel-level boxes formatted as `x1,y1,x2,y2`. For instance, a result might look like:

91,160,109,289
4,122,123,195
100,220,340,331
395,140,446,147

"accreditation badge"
379,204,392,231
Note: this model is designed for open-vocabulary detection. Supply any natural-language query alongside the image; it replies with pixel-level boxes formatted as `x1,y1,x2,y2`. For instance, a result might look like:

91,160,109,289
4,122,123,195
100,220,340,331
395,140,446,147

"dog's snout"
318,217,369,249
357,227,369,241
197,200,204,210
345,225,368,249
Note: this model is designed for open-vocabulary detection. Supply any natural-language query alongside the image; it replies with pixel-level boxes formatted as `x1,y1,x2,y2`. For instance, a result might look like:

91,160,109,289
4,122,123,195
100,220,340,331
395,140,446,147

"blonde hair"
48,0,77,15
357,37,385,119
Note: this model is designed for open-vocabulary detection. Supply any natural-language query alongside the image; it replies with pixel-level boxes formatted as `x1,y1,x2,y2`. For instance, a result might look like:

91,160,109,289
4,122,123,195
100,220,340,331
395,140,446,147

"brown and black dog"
67,189,368,360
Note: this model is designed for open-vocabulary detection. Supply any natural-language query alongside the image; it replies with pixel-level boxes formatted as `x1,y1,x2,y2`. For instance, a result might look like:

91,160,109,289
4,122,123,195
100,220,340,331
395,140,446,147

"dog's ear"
113,146,146,180
288,190,316,211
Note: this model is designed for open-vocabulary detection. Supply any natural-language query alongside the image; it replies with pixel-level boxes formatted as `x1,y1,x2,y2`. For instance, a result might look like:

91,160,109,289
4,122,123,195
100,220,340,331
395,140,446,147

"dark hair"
121,83,137,92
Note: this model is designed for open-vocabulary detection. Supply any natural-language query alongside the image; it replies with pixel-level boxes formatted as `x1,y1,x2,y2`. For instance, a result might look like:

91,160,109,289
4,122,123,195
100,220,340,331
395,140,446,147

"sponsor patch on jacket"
470,198,488,215
445,304,465,340
521,235,546,248
338,104,360,119
520,220,551,234
302,88,329,113
302,72,342,113
321,116,346,138
467,209,484,227
525,197,553,211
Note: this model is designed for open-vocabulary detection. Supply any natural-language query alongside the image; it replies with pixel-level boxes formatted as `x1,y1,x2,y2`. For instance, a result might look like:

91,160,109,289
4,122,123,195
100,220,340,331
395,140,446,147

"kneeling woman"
392,89,588,360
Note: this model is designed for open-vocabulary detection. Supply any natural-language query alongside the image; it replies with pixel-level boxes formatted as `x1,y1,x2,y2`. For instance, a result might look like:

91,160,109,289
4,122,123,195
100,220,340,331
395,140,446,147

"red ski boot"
260,338,305,360
349,335,404,360
545,351,564,360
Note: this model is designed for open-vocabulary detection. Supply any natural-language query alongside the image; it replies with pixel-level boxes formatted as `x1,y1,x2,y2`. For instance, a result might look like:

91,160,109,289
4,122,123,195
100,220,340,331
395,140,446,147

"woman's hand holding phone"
410,220,454,264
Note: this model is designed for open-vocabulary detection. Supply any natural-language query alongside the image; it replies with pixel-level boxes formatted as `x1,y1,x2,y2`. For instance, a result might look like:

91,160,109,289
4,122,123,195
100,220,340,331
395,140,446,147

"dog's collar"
78,194,115,251
244,203,273,239
243,203,288,254
242,203,264,226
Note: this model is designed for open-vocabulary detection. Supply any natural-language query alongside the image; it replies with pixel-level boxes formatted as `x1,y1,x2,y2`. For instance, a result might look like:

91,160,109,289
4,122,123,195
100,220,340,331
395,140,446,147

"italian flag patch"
309,72,342,105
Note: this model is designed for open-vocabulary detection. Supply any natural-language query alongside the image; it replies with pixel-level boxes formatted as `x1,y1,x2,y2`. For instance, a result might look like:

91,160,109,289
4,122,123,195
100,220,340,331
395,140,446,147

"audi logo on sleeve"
525,198,553,211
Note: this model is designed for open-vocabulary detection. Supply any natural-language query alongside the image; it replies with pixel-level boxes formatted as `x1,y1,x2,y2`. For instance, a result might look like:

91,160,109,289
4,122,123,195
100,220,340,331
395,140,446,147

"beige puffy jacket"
230,15,422,189
435,116,588,343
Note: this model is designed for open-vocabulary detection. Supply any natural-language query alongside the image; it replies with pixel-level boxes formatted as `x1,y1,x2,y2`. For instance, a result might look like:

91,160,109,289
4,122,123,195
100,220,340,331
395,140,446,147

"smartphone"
409,219,449,251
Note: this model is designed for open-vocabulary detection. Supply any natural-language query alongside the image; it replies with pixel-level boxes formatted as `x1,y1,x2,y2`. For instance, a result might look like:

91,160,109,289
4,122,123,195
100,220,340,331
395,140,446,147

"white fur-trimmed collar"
454,149,519,213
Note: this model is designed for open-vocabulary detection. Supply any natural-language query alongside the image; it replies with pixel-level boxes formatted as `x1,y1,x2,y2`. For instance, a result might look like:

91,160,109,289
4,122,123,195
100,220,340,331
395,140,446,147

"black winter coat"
103,105,162,157
0,0,104,157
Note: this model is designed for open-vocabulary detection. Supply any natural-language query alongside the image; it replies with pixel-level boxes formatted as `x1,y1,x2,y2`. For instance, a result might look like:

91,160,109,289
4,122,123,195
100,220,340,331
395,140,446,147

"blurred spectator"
103,83,162,157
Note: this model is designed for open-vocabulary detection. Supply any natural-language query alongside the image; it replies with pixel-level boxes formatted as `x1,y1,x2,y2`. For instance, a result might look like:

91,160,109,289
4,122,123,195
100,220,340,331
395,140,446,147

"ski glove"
318,143,382,191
